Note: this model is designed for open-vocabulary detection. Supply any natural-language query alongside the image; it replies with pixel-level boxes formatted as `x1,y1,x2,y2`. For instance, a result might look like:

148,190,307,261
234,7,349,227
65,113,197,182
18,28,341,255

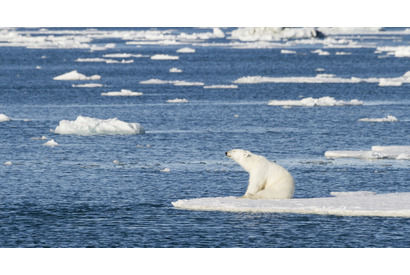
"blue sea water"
0,27,409,247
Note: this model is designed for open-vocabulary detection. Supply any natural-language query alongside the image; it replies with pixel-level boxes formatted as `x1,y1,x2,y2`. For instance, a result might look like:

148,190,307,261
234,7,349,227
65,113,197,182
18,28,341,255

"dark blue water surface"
0,27,409,247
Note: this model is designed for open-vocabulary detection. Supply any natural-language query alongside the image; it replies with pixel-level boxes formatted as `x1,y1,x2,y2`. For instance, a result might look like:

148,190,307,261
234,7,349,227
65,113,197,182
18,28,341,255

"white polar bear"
225,149,295,199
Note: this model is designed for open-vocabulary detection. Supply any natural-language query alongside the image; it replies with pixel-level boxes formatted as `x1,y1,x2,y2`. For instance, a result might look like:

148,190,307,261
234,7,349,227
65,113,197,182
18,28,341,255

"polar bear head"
225,149,253,171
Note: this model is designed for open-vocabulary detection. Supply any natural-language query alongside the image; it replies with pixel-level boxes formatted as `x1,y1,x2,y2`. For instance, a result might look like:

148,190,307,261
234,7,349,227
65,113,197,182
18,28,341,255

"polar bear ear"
243,151,251,158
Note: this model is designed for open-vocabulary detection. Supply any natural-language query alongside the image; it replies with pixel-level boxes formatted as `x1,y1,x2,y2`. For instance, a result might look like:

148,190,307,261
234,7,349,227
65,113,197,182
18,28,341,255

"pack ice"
52,116,145,135
325,146,410,160
53,70,101,81
268,96,363,107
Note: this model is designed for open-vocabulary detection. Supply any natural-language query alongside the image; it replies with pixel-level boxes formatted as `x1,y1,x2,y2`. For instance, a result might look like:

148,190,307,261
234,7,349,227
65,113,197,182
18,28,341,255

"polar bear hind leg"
246,177,294,199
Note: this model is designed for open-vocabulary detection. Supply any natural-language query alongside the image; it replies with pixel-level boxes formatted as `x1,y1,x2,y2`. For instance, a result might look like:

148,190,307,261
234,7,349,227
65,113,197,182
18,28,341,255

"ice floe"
325,146,410,160
102,53,147,58
150,54,179,60
53,70,101,81
358,115,398,122
43,139,59,147
203,85,238,89
172,191,410,217
0,114,11,122
72,83,103,88
30,136,48,140
169,67,183,73
52,116,145,135
311,49,330,55
234,71,410,85
166,98,189,103
281,49,296,54
4,161,13,165
176,47,195,53
101,89,143,96
268,97,363,107
376,46,410,57
140,79,204,86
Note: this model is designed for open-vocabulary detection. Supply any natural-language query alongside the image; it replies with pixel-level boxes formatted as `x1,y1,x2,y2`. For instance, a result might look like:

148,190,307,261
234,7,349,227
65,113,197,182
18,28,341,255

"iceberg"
325,146,410,160
172,192,410,217
166,98,189,103
358,115,398,122
150,54,179,60
0,114,11,122
53,70,101,81
268,97,363,107
52,116,145,135
101,89,143,96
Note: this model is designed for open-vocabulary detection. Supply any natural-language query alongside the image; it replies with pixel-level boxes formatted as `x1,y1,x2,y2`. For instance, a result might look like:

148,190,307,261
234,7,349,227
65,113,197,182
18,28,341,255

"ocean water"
0,27,409,247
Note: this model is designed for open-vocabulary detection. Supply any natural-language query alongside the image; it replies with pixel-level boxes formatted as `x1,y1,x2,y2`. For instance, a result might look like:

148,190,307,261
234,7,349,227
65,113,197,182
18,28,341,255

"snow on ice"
52,116,145,135
172,191,410,217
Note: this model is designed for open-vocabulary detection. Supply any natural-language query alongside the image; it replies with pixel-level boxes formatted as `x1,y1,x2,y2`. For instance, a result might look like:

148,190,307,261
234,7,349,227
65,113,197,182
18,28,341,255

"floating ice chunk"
52,116,145,135
101,89,143,96
358,115,398,122
169,67,183,73
103,53,146,58
105,59,134,64
75,57,111,62
173,80,204,86
268,97,363,107
311,49,330,55
36,66,42,69
4,161,13,165
30,136,48,140
335,52,351,55
315,68,325,72
325,146,410,160
281,49,297,54
140,79,170,84
150,54,179,60
203,85,238,89
72,83,103,88
378,79,402,86
0,114,11,122
160,168,171,172
233,74,363,84
376,46,410,57
172,192,410,217
53,70,101,81
166,98,189,103
43,139,59,147
176,47,195,53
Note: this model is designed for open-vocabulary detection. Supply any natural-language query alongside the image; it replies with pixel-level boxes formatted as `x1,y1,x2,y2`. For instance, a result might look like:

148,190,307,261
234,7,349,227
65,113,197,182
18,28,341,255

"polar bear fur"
225,149,295,199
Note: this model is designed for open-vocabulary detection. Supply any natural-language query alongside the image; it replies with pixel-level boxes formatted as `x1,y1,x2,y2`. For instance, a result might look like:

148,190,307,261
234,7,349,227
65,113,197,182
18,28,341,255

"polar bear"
225,149,295,199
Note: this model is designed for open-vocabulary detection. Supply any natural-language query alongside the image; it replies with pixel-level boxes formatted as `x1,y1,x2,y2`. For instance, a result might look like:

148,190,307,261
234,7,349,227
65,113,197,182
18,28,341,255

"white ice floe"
52,116,145,135
43,139,59,147
140,79,204,86
105,59,134,64
281,49,297,54
234,71,410,85
30,136,48,140
53,70,101,81
101,89,143,96
75,57,111,62
172,191,410,217
376,46,410,57
0,114,11,122
268,96,363,107
311,49,330,55
150,54,179,60
4,161,13,165
229,27,323,41
103,53,147,58
166,98,189,103
169,67,183,73
176,47,195,53
335,52,351,55
72,83,103,88
203,85,238,89
325,146,410,160
358,115,398,122
160,168,171,172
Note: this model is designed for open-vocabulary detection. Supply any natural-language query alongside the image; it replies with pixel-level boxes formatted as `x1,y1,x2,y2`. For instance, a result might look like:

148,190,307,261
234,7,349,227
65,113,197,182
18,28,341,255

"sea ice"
172,191,410,217
376,46,410,57
176,47,195,53
150,54,179,60
169,67,183,73
103,53,146,58
140,79,204,86
53,70,101,81
52,116,145,135
229,27,323,41
325,146,410,160
268,97,363,107
0,114,11,122
43,139,59,147
166,98,189,103
101,89,143,96
281,49,296,54
72,83,103,88
358,115,398,122
311,49,330,55
203,85,238,89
